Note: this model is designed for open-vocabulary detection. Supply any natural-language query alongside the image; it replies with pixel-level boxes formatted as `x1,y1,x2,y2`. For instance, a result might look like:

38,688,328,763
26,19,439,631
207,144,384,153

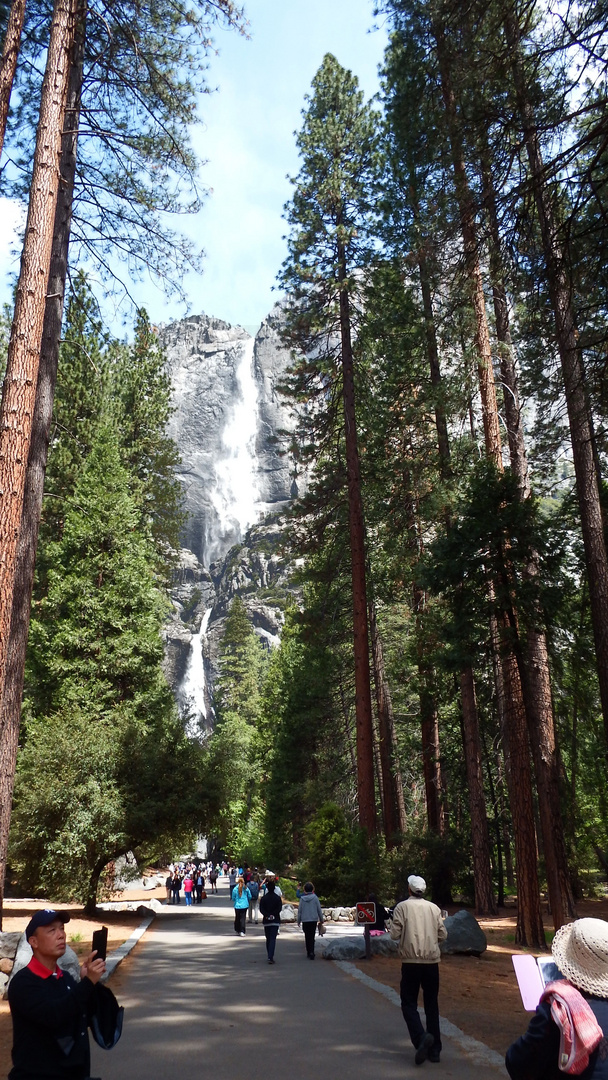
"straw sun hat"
551,918,608,997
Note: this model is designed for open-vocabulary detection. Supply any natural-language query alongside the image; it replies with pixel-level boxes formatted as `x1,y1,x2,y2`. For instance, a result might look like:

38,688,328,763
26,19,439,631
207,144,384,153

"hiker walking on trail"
260,878,282,964
248,872,261,923
506,918,608,1080
297,882,324,960
209,866,218,893
171,870,182,904
388,874,447,1066
232,876,251,936
183,874,194,906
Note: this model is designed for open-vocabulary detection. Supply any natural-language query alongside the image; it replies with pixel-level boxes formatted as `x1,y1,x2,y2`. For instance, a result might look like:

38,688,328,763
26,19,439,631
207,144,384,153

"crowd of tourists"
165,860,220,904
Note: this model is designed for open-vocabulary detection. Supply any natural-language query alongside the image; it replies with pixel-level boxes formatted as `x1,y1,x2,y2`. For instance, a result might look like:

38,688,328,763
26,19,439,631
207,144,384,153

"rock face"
160,312,297,570
440,909,487,955
159,309,302,729
161,315,251,568
254,310,301,505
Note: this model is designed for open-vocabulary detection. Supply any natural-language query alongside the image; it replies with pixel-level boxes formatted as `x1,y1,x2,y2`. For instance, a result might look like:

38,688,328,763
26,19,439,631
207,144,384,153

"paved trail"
92,879,507,1080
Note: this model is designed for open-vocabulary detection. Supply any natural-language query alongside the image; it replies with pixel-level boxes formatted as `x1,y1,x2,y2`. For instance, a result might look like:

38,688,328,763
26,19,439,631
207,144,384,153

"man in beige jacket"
389,874,447,1065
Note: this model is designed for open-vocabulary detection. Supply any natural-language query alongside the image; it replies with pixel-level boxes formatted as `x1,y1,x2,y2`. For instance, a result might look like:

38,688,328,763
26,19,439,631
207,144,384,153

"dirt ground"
355,898,608,1056
0,881,166,1077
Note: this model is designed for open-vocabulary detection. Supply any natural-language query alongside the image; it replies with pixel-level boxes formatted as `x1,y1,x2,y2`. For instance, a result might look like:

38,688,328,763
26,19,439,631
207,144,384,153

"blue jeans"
185,892,192,906
264,925,279,960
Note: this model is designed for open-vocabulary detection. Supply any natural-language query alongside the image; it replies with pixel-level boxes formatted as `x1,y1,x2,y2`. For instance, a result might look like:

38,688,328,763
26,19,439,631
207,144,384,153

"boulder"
331,907,345,922
280,905,296,922
440,909,487,956
0,972,8,998
371,935,399,957
322,936,365,960
0,958,13,974
136,900,162,915
321,933,399,961
0,931,23,960
58,944,82,981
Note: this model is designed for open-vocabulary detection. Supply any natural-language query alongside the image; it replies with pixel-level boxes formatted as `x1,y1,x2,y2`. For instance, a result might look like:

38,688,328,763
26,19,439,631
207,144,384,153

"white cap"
408,875,426,895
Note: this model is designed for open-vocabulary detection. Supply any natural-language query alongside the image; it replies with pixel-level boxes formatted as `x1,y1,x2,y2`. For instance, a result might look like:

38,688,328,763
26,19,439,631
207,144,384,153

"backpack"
248,880,259,899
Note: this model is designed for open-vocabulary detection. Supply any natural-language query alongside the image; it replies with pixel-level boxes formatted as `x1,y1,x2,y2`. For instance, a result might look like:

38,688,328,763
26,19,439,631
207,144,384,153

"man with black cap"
8,908,106,1080
389,875,447,1066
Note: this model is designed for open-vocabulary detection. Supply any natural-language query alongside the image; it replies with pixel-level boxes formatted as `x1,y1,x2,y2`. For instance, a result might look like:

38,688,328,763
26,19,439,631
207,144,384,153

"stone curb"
102,914,155,982
335,961,506,1073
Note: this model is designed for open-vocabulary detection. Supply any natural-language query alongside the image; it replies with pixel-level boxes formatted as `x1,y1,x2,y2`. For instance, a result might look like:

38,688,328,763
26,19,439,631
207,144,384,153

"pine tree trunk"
0,0,84,929
432,12,545,946
491,608,546,947
0,0,74,928
368,594,406,841
460,667,497,914
417,250,451,474
503,11,608,757
413,583,444,835
0,0,26,156
480,149,575,928
415,227,495,906
337,247,376,836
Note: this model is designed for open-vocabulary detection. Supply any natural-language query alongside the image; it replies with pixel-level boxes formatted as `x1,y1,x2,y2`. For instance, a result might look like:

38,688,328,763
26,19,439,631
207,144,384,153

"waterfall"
178,607,213,737
207,337,261,564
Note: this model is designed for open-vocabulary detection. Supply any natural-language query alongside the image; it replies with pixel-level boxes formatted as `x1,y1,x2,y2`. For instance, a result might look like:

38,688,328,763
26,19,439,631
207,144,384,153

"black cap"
25,909,70,940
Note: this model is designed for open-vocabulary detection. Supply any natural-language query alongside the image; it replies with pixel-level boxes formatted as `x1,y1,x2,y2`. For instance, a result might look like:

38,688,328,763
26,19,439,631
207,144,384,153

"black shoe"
415,1034,434,1066
428,1051,440,1063
267,958,275,964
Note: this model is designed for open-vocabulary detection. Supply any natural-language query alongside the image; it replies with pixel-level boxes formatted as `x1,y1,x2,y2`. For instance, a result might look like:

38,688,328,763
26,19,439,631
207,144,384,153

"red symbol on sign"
356,902,376,925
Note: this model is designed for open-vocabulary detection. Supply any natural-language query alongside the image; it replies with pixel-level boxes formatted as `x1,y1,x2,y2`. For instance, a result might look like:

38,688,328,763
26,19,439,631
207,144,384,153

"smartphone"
91,926,108,961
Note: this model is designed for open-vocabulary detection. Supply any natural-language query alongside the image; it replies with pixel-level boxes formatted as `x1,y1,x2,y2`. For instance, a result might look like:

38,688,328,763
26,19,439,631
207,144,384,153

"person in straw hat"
506,917,608,1079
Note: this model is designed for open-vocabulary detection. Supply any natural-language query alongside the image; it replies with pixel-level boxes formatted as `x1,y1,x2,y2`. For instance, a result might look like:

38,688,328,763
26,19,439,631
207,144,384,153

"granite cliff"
158,310,299,735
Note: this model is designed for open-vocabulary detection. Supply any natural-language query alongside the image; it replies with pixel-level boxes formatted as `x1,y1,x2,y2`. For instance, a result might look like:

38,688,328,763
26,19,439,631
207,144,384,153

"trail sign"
356,902,376,925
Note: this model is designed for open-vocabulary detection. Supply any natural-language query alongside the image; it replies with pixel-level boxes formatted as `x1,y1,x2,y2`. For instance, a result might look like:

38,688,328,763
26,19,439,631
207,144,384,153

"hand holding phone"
91,926,108,962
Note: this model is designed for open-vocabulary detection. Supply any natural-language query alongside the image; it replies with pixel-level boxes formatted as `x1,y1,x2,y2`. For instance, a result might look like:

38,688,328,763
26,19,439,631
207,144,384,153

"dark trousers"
400,962,441,1051
303,921,317,956
234,908,247,934
264,924,279,960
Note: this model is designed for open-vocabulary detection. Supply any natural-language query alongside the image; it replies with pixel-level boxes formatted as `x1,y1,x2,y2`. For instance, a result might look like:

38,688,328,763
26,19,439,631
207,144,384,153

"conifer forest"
1,0,608,941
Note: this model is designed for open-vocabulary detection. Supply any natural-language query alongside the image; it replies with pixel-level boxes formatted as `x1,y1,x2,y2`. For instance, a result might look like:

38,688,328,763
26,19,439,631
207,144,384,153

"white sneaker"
240,932,246,936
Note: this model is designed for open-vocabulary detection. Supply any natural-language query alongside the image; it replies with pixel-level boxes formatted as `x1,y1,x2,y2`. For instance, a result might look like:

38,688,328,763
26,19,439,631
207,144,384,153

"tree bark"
491,606,546,946
0,0,84,929
368,593,406,841
414,208,495,909
412,582,444,835
480,147,575,929
337,247,376,836
0,0,74,928
0,0,26,157
432,11,545,946
460,667,498,914
503,10,608,757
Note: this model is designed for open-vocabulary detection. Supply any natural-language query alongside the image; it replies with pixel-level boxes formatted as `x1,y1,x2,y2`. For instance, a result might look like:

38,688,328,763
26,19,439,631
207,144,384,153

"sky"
0,0,389,335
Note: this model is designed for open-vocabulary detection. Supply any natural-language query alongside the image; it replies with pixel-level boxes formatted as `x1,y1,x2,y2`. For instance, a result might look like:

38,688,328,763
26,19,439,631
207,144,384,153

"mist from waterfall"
207,337,261,564
179,607,213,738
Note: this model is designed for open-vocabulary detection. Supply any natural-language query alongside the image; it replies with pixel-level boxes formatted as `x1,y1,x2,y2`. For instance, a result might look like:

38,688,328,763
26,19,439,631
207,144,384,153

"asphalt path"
92,878,507,1080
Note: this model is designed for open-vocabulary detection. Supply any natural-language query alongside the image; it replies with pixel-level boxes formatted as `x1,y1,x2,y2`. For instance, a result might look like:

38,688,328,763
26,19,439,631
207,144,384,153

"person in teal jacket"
232,877,251,936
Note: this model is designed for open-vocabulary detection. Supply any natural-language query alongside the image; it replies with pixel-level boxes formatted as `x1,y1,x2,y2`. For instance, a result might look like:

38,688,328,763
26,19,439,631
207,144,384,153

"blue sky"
0,1,388,335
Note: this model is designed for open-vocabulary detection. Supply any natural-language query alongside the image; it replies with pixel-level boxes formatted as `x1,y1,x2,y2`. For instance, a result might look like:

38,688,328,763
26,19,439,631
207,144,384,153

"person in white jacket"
297,882,324,959
388,875,447,1066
